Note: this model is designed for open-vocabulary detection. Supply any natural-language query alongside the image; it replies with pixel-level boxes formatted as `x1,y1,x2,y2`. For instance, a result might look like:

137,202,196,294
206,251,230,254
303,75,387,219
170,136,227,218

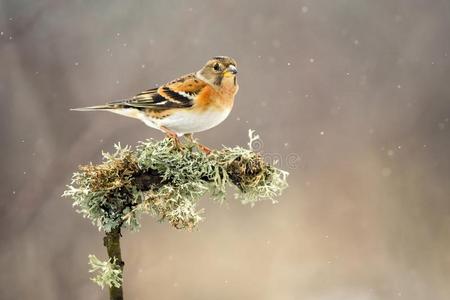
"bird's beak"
223,65,238,77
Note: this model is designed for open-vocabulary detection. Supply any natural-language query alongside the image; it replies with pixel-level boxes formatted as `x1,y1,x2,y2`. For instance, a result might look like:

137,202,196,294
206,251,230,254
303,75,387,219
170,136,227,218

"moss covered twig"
63,131,288,297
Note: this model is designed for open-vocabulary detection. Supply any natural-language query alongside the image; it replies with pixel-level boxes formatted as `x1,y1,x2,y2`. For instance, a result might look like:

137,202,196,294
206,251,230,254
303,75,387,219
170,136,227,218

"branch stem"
104,227,124,300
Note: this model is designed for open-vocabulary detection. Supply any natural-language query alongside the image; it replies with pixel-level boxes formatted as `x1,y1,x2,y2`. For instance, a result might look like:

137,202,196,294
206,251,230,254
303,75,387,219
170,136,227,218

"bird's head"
196,56,238,89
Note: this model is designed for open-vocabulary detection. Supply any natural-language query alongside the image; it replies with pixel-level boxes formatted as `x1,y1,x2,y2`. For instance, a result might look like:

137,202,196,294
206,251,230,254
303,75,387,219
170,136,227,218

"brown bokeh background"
1,0,450,299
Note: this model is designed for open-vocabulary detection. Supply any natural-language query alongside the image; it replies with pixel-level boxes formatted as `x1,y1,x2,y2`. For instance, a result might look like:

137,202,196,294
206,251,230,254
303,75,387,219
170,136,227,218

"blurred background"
1,0,450,299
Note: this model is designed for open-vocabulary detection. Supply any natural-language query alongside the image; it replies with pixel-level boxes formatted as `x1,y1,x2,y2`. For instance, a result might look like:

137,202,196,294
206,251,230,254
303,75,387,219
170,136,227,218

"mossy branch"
63,131,288,298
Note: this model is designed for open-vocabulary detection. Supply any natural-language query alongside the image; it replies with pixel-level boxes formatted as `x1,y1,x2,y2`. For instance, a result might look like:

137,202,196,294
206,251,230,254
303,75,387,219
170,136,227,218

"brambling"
72,56,239,153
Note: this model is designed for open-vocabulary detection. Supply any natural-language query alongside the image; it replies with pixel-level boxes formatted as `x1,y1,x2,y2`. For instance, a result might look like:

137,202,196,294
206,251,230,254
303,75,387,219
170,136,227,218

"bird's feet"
184,133,212,155
196,143,212,155
161,126,183,149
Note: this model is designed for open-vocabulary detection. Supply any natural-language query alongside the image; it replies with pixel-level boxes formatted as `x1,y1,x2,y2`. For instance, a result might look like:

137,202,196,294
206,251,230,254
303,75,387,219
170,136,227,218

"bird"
72,56,239,153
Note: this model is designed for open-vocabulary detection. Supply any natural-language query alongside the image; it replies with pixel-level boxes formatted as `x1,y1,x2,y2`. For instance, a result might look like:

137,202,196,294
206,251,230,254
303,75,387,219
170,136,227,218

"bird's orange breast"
194,84,237,112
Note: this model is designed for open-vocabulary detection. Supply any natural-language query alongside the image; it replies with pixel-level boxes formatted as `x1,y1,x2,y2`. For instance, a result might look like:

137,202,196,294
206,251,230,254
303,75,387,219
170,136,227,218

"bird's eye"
213,63,221,72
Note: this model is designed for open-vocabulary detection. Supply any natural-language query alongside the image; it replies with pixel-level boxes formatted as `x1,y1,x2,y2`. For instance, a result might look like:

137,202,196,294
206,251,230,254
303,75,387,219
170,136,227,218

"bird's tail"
70,105,115,112
70,98,132,111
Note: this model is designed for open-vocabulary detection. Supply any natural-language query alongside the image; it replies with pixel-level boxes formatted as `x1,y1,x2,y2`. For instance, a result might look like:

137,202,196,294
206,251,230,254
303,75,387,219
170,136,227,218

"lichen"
88,254,123,289
63,130,289,232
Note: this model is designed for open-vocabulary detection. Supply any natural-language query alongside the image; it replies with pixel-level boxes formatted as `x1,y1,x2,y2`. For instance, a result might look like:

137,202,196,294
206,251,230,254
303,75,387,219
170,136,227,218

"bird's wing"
113,73,207,110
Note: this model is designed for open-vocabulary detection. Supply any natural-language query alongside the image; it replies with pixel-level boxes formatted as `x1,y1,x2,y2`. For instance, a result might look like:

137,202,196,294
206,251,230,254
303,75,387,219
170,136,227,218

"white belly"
109,108,231,135
156,109,231,135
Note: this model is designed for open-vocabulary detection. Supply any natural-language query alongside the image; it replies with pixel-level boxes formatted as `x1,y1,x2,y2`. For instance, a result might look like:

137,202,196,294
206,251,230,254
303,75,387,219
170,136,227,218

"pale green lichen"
64,131,289,290
88,254,122,289
63,130,289,232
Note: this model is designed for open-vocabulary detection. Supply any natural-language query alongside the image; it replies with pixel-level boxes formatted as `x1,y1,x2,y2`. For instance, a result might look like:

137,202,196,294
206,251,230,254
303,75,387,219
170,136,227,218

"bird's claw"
196,143,212,155
184,134,212,155
167,134,184,150
161,126,184,150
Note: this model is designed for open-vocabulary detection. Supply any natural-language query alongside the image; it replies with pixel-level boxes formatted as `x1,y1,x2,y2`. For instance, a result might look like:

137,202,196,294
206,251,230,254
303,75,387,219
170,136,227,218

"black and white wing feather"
72,73,205,112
